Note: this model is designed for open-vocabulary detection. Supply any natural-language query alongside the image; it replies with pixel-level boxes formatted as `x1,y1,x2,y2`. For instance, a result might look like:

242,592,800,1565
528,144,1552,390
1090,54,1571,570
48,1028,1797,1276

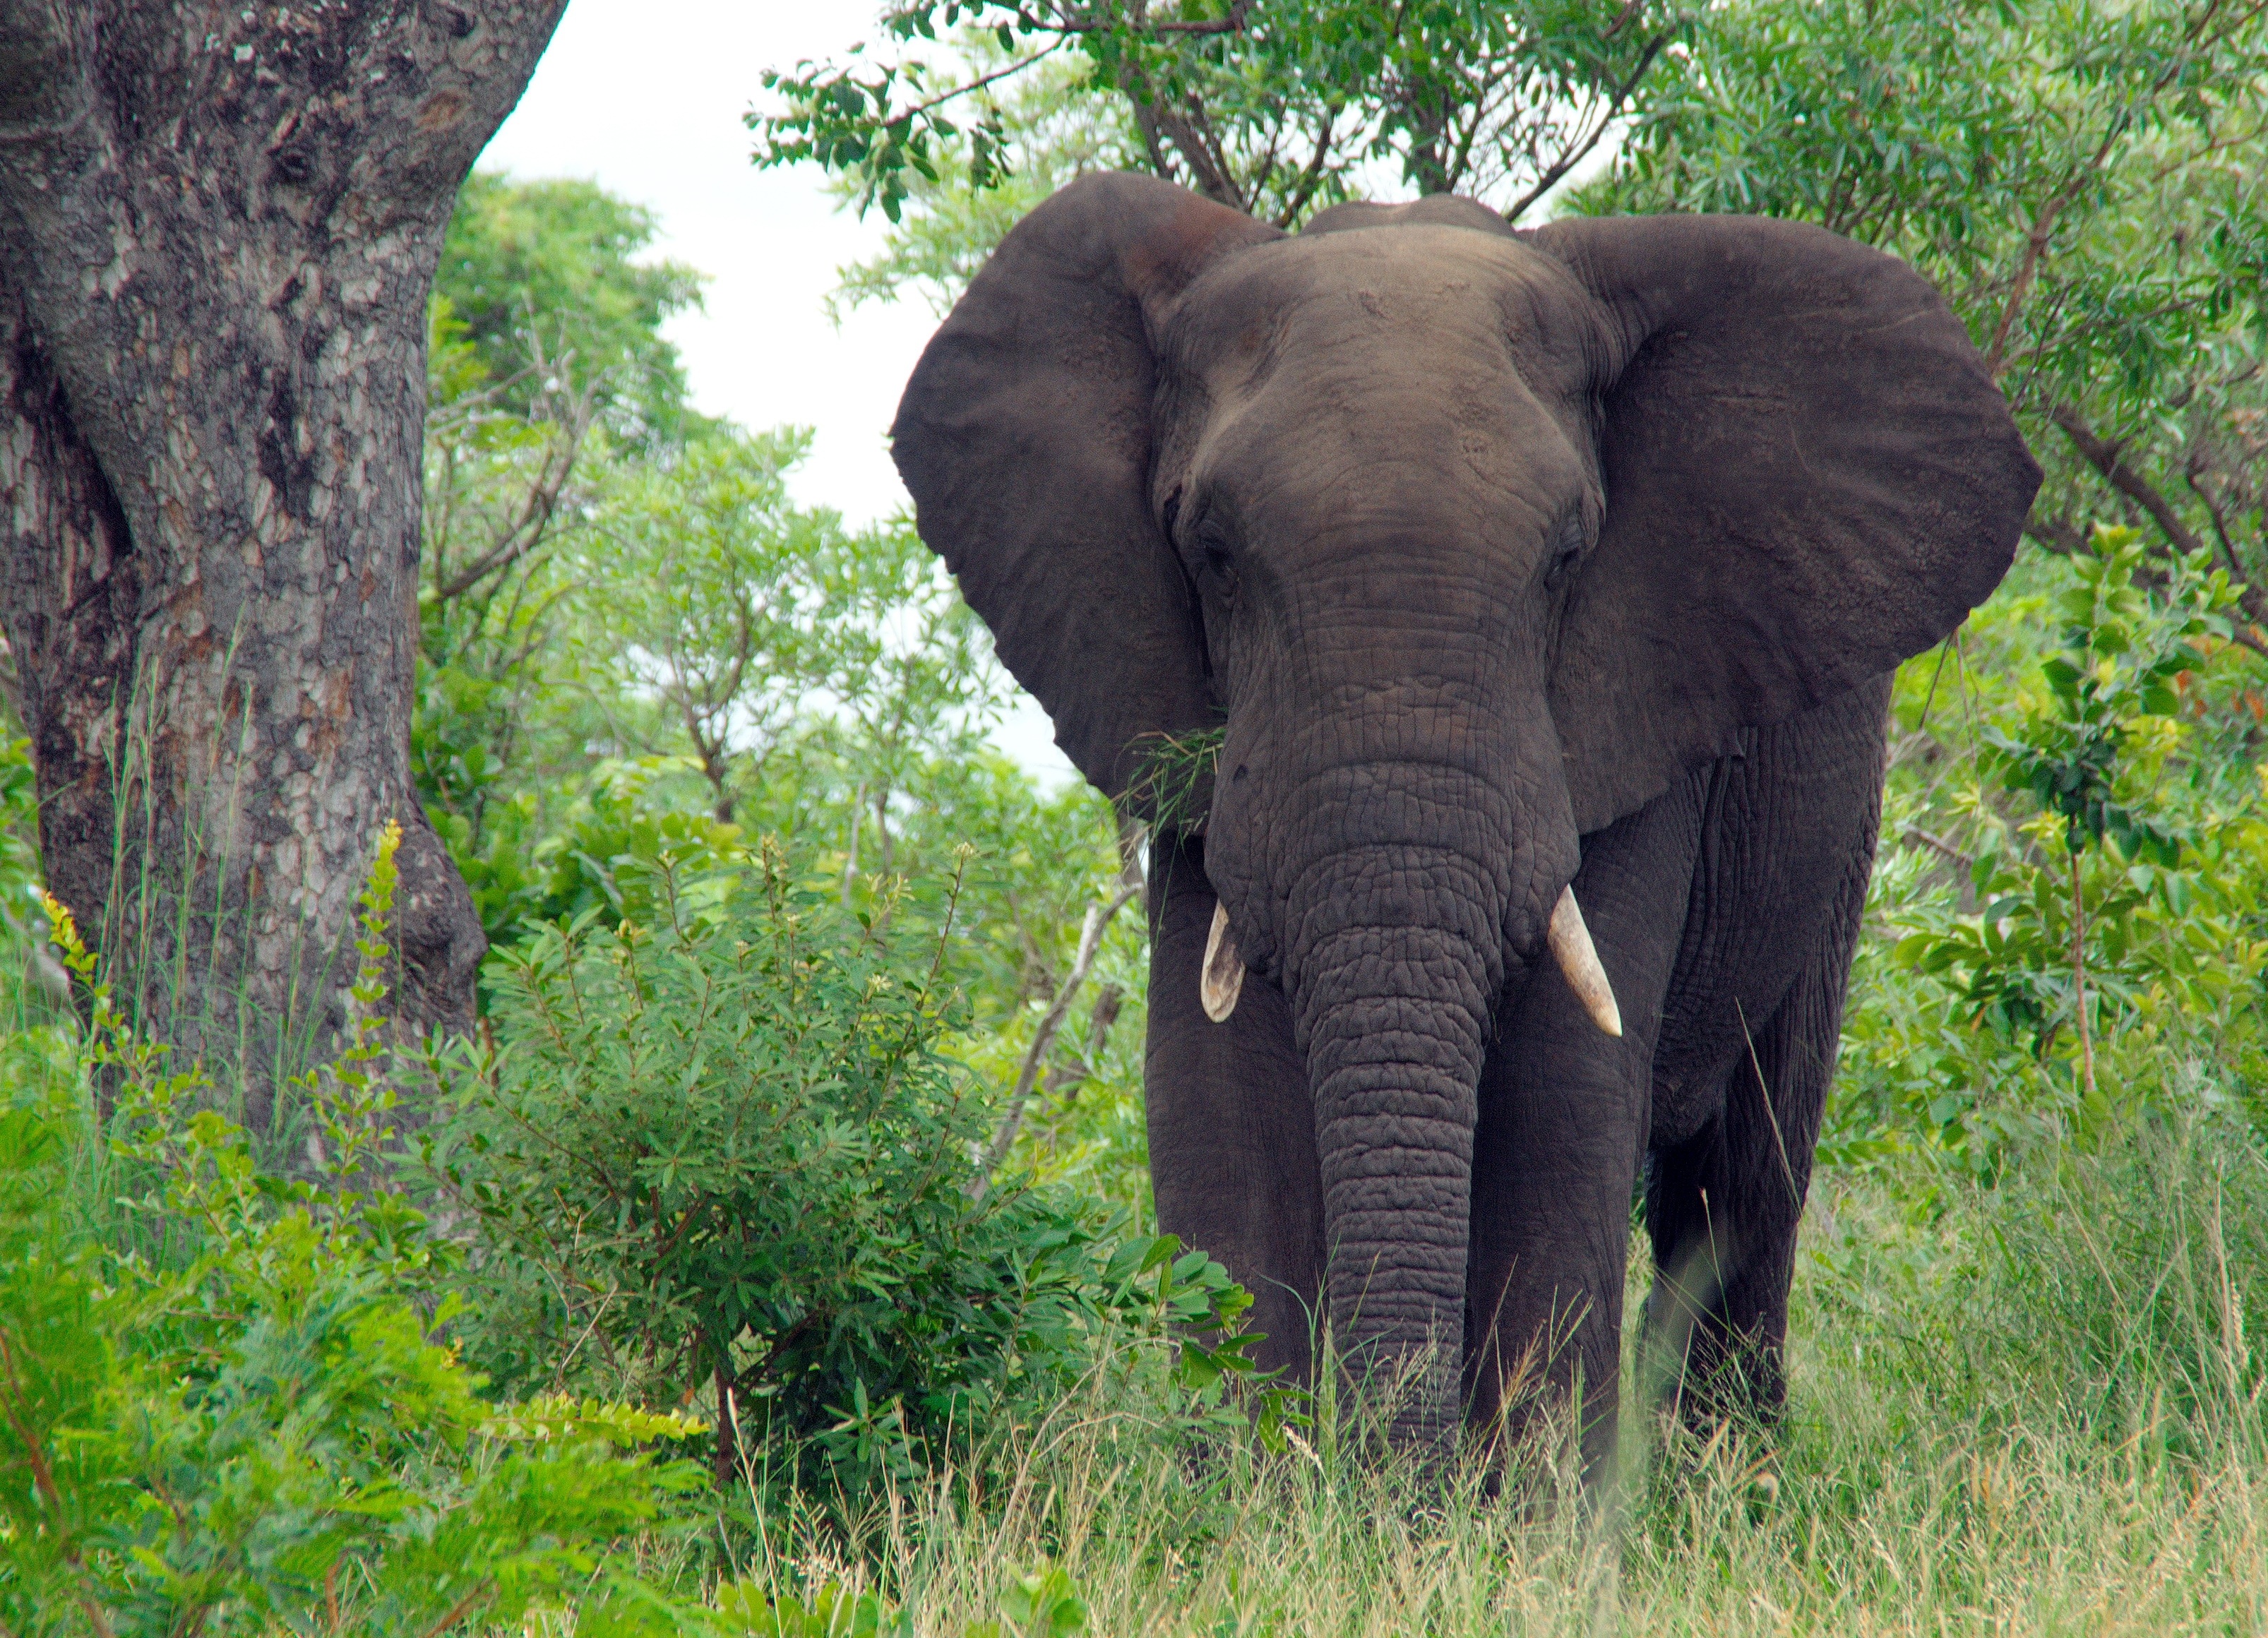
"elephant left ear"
1527,214,2041,835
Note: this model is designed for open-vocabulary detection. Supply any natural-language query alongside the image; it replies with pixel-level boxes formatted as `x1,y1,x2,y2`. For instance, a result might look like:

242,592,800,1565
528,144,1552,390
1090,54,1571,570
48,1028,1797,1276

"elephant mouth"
1198,884,1620,1036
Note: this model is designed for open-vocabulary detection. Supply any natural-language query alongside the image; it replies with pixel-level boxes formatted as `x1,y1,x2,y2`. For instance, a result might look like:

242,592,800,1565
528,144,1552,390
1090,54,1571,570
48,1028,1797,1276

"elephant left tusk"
1548,886,1623,1039
1201,900,1245,1023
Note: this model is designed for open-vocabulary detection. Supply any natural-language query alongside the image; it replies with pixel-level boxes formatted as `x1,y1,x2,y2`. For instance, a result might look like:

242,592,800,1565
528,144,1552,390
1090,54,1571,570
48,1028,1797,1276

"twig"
1902,827,1974,868
1984,174,2089,376
2050,403,2268,656
1271,105,1340,227
2069,844,2098,1106
1604,0,1647,37
862,40,1066,126
417,1580,494,1638
1501,30,1672,223
0,1327,117,1638
970,878,1142,1199
2051,405,2206,556
1734,1000,1801,1208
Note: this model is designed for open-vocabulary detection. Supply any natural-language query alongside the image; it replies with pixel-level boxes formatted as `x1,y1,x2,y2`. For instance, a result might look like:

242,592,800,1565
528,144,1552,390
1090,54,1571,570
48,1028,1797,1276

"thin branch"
970,878,1142,1200
880,40,1066,124
1022,0,1252,34
2185,460,2244,572
1500,31,1671,223
1983,170,2094,376
417,1581,494,1638
1142,4,1251,35
2029,424,2268,658
431,396,592,602
1151,94,1246,210
2025,516,2094,557
1604,0,1647,37
1270,105,1339,227
1983,18,2224,378
1902,827,1974,868
0,1327,117,1638
2051,403,2205,555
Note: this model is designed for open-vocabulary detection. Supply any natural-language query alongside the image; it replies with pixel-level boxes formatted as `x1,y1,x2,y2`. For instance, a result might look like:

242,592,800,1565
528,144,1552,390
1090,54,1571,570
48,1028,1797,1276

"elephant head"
892,175,2037,1445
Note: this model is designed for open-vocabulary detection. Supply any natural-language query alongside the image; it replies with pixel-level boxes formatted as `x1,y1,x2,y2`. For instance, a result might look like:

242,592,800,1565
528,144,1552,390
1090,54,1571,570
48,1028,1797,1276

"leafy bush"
1837,534,2268,1166
424,842,1289,1500
0,831,714,1634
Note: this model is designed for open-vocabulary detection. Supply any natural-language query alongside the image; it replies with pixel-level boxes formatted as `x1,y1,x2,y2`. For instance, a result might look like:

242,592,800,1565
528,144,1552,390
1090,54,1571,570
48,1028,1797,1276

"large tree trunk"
0,1,564,1123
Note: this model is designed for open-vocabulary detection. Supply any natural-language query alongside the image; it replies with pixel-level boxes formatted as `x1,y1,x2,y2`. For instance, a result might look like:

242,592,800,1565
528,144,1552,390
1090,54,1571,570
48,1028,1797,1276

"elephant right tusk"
1201,899,1245,1023
1548,886,1623,1039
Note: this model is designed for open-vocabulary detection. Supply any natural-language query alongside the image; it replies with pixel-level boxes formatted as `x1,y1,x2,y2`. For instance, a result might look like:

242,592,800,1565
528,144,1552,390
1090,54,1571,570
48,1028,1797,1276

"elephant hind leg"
1641,900,1853,1430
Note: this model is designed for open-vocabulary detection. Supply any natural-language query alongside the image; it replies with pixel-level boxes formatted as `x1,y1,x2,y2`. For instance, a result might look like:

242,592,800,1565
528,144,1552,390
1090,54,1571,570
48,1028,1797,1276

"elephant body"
893,174,2041,1457
1148,673,1889,1452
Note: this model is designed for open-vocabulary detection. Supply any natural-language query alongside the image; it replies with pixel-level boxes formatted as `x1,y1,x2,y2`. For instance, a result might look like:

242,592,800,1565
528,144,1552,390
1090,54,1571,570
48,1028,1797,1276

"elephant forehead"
1163,225,1601,387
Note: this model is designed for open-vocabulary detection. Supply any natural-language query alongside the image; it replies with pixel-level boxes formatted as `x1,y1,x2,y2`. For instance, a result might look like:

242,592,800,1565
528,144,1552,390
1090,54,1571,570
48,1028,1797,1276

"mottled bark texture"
0,0,564,1122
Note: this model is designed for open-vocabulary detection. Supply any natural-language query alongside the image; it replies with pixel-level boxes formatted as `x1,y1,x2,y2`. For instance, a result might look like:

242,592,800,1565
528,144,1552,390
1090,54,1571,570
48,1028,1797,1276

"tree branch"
969,877,1142,1199
1902,827,1974,868
2024,515,2093,557
2040,407,2268,656
1148,95,1246,210
2051,402,2205,556
1500,30,1672,223
886,39,1067,124
1270,105,1339,227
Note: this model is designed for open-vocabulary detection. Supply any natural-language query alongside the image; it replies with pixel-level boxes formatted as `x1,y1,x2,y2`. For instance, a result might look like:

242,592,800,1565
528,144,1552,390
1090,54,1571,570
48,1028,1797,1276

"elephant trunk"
1271,779,1522,1451
1202,592,1583,1447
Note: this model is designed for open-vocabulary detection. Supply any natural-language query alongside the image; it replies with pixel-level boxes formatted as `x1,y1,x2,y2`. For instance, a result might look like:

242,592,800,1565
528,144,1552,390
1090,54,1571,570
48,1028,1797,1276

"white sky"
478,0,1078,782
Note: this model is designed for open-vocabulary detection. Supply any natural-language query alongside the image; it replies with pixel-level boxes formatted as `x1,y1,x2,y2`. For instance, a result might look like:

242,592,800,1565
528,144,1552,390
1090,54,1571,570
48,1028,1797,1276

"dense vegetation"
6,0,2268,1629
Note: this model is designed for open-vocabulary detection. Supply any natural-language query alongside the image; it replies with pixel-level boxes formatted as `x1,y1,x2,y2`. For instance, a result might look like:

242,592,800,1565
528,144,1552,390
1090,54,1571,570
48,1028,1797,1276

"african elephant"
891,173,2039,1461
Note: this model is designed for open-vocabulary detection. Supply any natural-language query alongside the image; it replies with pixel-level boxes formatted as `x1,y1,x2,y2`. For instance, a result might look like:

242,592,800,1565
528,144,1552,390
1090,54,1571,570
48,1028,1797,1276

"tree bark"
0,0,565,1124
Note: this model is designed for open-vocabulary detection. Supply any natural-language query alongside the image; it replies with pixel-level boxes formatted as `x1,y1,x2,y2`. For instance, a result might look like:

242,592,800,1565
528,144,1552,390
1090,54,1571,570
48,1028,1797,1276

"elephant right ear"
891,172,1282,804
1528,214,2041,834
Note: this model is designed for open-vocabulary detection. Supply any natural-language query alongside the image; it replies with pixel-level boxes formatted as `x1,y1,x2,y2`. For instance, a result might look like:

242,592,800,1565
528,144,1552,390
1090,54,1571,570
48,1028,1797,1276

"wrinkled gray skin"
893,175,2040,1461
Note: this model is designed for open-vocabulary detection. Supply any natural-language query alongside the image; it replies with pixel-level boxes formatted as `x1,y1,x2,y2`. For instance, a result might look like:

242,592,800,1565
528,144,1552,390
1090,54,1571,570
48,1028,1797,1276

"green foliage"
1580,0,2268,606
965,1560,1090,1638
825,42,1141,320
0,837,712,1635
1121,725,1224,837
1583,0,2268,1173
416,294,618,950
18,13,2268,1622
577,429,996,828
1981,530,2233,860
438,172,710,446
424,843,1291,1500
1581,0,2268,390
756,2,1681,231
1837,539,2268,1166
712,1579,919,1637
710,1563,1089,1638
0,734,61,1030
663,1118,2268,1632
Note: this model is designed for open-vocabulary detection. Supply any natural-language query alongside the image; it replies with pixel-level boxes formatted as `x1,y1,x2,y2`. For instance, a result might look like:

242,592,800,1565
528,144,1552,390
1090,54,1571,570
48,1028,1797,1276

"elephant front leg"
1144,830,1325,1383
1642,844,1863,1430
1465,787,1699,1473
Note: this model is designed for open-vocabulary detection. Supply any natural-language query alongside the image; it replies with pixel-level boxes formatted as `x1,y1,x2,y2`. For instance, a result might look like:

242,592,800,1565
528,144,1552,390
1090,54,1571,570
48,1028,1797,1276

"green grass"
726,1117,2268,1635
12,880,2268,1630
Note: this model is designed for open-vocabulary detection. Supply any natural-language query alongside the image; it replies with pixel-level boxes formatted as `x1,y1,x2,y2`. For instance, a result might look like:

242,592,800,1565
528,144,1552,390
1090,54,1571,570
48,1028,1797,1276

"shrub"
0,831,712,1635
1838,534,2268,1167
424,842,1286,1500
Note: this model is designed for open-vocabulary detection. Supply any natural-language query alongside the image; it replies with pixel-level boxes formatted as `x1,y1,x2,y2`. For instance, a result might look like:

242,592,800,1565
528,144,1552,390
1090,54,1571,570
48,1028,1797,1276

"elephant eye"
1546,513,1587,586
1196,517,1237,591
